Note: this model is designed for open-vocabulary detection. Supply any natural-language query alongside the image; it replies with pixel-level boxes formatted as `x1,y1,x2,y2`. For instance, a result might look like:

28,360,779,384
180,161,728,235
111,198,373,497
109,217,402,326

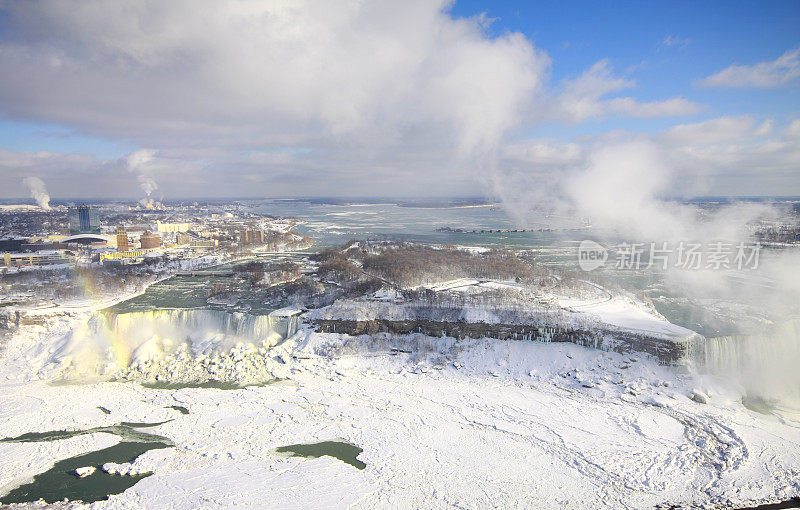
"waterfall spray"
693,319,800,407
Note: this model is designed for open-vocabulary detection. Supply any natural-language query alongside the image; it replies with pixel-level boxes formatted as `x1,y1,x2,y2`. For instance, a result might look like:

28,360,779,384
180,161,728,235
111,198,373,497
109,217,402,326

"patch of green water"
0,441,171,504
276,440,366,470
0,421,173,504
139,378,282,390
0,421,172,445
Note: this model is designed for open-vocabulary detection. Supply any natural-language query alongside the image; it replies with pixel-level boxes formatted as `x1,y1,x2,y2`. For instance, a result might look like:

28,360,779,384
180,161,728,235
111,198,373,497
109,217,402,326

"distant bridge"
174,270,236,277
252,250,315,256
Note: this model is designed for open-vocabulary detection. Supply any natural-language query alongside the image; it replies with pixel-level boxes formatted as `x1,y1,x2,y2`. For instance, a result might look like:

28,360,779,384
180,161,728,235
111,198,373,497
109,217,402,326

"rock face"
311,319,696,365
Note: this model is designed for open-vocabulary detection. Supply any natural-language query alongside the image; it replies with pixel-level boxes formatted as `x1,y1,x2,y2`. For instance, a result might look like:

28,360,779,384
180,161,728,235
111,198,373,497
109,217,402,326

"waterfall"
73,308,302,366
285,314,300,338
112,309,279,342
691,319,800,406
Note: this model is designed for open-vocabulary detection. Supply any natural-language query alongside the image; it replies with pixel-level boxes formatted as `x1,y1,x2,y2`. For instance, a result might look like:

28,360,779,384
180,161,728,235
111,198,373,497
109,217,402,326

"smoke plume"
22,176,51,210
126,149,161,208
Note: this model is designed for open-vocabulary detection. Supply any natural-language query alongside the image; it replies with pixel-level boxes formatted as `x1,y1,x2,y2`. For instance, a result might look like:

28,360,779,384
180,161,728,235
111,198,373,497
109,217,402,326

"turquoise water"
252,199,588,255
108,253,307,316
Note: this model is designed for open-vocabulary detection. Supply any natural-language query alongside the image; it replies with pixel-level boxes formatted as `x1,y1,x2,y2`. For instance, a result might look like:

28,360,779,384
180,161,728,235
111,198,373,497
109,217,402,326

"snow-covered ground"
562,293,697,340
0,204,46,212
1,316,799,508
411,277,695,341
315,287,697,351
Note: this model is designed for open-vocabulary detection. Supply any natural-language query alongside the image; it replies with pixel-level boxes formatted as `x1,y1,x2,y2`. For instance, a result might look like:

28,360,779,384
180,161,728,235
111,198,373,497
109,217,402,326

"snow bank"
0,330,797,509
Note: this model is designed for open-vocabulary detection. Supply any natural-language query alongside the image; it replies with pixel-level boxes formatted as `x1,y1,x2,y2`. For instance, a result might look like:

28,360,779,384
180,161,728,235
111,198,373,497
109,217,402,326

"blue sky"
0,121,135,160
450,0,800,138
0,0,798,199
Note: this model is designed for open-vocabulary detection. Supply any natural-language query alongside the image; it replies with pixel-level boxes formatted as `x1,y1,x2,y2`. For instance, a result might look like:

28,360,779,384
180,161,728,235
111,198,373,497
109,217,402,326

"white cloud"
661,35,691,48
606,96,703,118
657,115,757,146
0,148,212,200
662,120,800,196
553,60,703,123
3,115,798,201
553,60,631,122
0,1,711,199
787,119,800,138
123,148,205,204
563,139,689,238
0,0,547,157
0,149,119,198
754,120,774,137
699,48,800,88
0,0,565,197
23,0,800,204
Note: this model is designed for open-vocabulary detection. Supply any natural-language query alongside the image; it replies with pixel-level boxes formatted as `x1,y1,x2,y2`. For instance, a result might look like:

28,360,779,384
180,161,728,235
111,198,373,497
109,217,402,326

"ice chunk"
74,466,96,478
690,389,709,404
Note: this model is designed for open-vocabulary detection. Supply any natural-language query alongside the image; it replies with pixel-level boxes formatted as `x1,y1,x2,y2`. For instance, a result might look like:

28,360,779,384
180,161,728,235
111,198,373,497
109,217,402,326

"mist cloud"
21,176,51,209
496,117,800,221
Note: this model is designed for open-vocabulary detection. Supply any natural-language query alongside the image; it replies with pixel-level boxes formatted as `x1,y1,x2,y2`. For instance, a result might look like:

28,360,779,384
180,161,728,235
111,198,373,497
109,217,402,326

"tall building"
240,229,254,245
139,230,162,250
68,206,101,234
2,250,73,267
177,231,218,249
156,221,191,233
116,226,129,252
240,228,263,245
